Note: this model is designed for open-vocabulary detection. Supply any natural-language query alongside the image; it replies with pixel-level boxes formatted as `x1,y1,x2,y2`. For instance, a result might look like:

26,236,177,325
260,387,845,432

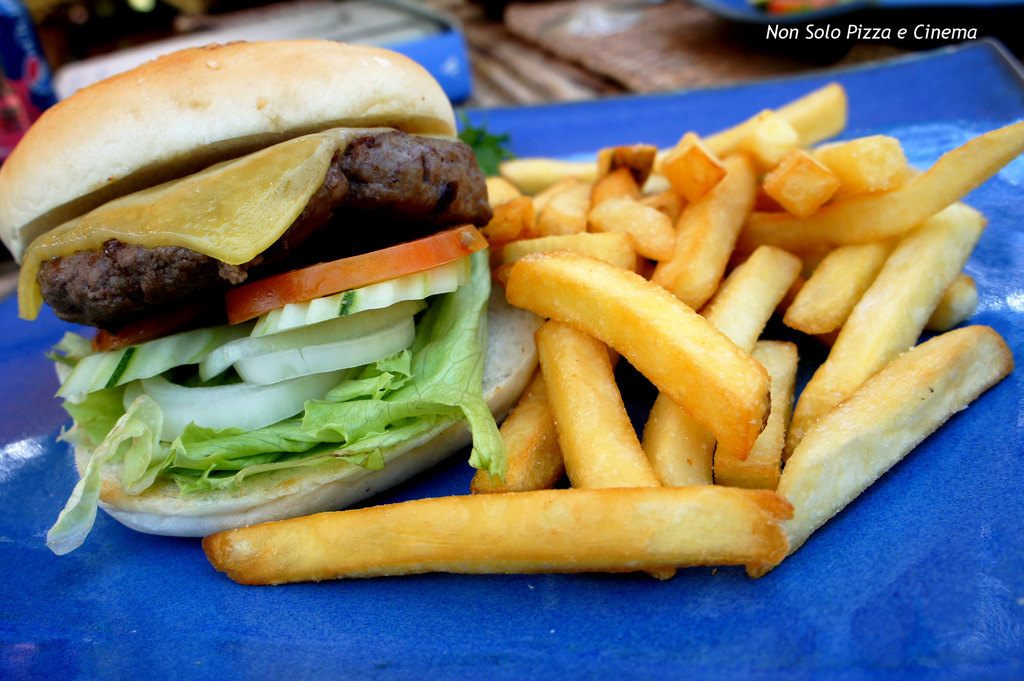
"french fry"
499,158,598,195
754,184,785,213
714,341,797,490
204,485,793,584
597,144,658,186
813,135,908,197
536,181,591,236
699,246,800,481
537,321,670,584
739,120,1024,254
777,274,805,316
480,196,535,245
926,272,977,332
638,188,685,224
701,245,803,350
531,177,580,216
471,369,563,494
703,84,846,160
486,176,523,207
736,111,801,171
751,325,1013,577
660,132,728,202
504,321,672,579
786,202,986,455
587,196,675,261
507,251,771,461
782,239,898,336
761,149,840,218
642,394,715,486
536,320,659,489
651,154,758,310
590,166,641,207
502,232,637,272
774,82,848,148
640,172,672,195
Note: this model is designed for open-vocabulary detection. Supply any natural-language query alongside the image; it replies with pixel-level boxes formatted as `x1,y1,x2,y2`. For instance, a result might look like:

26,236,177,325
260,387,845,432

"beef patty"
36,131,492,330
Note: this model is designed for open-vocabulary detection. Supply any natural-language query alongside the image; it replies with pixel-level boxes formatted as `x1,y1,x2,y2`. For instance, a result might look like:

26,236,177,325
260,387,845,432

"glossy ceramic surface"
2,40,1024,680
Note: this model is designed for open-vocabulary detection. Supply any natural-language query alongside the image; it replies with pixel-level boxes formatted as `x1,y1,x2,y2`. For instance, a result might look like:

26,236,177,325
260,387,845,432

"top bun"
0,40,458,262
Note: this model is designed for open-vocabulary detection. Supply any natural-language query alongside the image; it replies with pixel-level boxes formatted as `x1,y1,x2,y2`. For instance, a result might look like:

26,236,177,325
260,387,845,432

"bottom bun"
79,289,543,537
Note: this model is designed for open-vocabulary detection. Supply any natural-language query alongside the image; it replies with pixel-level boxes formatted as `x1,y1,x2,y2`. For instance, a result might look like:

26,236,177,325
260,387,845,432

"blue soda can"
0,0,57,160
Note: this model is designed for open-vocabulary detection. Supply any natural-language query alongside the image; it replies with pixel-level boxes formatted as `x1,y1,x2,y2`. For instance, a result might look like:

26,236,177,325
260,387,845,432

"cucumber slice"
129,369,347,441
234,315,415,385
199,299,424,383
251,255,471,337
56,323,254,398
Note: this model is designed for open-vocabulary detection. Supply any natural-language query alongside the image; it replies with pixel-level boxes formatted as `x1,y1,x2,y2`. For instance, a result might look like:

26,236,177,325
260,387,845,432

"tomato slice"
225,225,489,324
92,300,209,352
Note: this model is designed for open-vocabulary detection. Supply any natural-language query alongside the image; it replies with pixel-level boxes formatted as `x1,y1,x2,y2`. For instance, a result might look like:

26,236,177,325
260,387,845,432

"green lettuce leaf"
47,394,171,555
61,385,127,446
47,250,502,553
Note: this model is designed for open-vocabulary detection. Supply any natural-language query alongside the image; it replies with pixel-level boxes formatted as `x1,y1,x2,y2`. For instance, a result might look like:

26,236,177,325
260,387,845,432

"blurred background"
1,0,1023,273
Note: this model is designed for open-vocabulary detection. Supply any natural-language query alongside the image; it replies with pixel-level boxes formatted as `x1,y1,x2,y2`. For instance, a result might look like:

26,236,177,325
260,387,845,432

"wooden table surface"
428,0,909,108
0,0,980,300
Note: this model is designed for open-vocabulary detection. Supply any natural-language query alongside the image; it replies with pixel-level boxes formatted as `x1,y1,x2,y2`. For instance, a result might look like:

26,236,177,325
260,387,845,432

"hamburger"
0,41,540,554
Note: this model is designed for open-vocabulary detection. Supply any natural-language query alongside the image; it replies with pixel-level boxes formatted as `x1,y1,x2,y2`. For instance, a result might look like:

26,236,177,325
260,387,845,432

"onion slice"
234,315,415,385
127,370,347,441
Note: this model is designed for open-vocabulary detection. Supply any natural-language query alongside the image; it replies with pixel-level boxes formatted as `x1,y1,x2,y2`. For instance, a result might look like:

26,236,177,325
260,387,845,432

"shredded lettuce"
46,250,503,554
47,394,170,555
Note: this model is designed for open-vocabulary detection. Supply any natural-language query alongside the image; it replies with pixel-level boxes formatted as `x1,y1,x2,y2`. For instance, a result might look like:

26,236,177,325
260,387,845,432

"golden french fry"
642,393,715,486
499,158,598,195
590,166,641,208
813,135,908,197
536,320,659,489
502,232,637,272
774,82,848,147
704,83,846,160
736,111,800,170
538,319,669,592
739,120,1024,254
480,196,535,245
597,144,658,186
701,245,803,351
587,196,675,261
531,177,580,215
777,274,805,315
486,176,523,207
751,325,1013,577
471,369,563,494
762,149,840,218
507,251,771,461
691,245,800,481
660,132,728,202
787,202,986,455
491,263,513,288
754,184,785,213
205,485,793,584
536,181,591,236
651,154,757,309
638,188,685,224
640,172,672,195
714,341,797,490
782,238,898,335
926,272,977,332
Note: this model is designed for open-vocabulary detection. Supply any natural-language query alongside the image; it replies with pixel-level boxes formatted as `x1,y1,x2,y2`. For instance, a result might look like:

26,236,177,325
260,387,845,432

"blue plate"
3,39,1024,681
685,0,1024,25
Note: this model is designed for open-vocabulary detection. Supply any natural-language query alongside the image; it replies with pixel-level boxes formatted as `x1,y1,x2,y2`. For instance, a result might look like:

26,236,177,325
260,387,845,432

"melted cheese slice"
18,129,383,321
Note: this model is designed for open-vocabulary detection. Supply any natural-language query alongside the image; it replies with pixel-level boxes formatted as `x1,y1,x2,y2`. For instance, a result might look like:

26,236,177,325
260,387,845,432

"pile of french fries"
205,83,1018,585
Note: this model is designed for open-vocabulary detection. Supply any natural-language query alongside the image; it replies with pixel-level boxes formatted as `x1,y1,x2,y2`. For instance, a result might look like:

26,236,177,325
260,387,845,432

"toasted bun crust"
0,40,457,261
80,289,543,537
